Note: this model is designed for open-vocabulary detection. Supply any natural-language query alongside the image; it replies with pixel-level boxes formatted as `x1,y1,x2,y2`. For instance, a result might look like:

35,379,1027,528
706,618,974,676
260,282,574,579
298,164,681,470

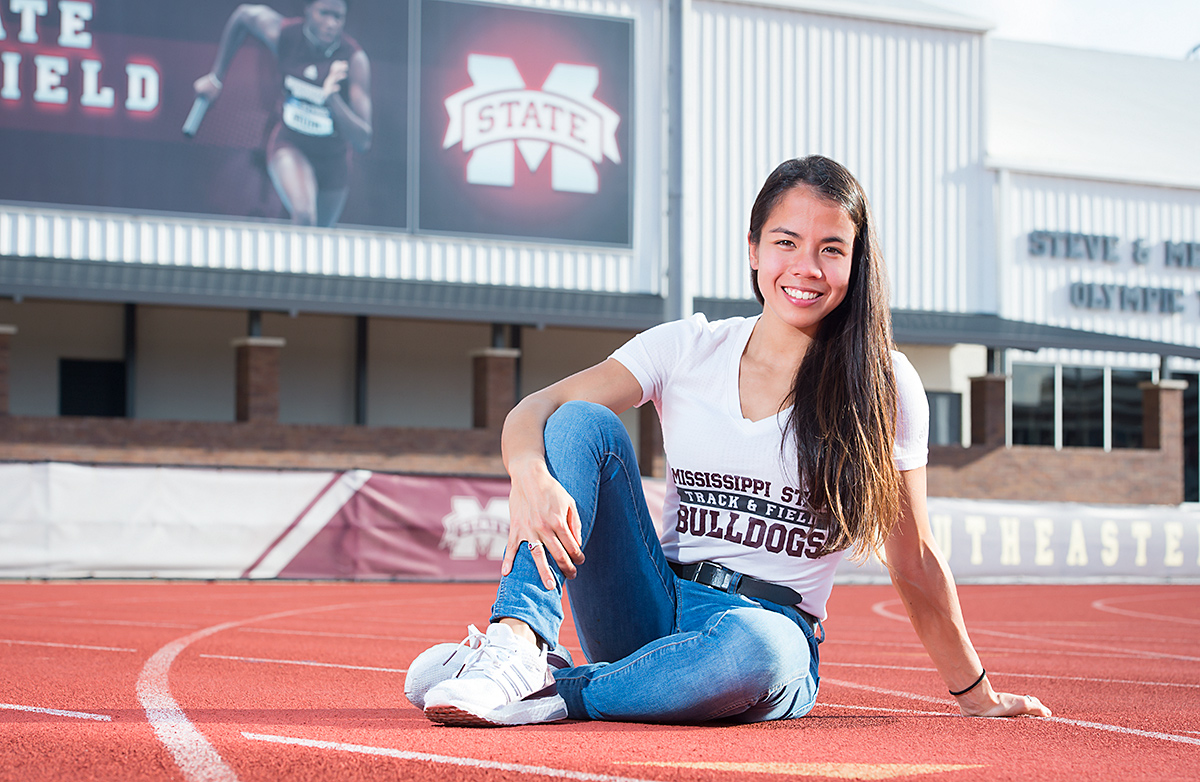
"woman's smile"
750,185,854,338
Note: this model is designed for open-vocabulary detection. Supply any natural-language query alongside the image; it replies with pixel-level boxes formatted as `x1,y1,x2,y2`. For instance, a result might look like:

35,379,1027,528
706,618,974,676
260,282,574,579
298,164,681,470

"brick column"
1140,379,1187,450
471,347,519,430
1140,379,1187,504
639,403,664,477
233,337,285,423
970,374,1008,447
0,325,15,416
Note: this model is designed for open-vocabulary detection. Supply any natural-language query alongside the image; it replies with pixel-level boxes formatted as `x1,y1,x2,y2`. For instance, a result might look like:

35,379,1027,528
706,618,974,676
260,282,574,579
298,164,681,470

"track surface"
2,581,1197,781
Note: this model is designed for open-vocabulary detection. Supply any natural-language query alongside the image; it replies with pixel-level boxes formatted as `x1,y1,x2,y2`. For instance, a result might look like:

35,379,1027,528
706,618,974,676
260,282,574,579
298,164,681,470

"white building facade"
1,0,1199,494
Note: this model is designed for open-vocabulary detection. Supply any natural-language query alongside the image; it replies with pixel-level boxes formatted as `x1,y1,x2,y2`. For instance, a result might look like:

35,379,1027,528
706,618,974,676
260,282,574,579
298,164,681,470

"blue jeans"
491,401,821,723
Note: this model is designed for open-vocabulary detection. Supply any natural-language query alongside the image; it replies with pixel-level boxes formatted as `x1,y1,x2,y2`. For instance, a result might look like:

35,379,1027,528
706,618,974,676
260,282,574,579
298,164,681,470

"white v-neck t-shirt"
611,313,929,620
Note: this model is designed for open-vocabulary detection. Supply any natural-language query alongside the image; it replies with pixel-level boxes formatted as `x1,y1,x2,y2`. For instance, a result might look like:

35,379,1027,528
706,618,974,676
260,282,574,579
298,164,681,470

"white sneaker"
405,626,574,711
404,625,487,710
423,623,569,727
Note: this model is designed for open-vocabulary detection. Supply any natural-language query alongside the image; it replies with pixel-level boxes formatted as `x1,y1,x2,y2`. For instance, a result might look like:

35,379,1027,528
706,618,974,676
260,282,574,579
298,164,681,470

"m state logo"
443,53,621,193
439,495,510,560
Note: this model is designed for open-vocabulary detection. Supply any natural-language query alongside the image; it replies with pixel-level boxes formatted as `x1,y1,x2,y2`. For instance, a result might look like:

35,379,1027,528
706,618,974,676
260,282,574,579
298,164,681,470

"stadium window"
1110,369,1152,449
926,391,962,445
1061,366,1104,447
1011,364,1055,446
59,359,127,418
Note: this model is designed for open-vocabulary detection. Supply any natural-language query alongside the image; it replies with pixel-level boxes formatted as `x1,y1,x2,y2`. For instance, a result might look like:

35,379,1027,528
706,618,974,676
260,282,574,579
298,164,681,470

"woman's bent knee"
548,400,620,429
545,401,628,455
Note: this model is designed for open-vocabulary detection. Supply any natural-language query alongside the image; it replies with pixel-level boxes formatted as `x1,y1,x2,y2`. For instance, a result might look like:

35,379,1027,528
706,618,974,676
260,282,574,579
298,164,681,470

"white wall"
900,343,986,392
135,305,243,421
684,1,989,314
367,318,490,428
262,312,356,426
0,299,125,416
0,302,649,430
899,342,986,446
519,325,636,396
999,172,1200,348
520,324,642,435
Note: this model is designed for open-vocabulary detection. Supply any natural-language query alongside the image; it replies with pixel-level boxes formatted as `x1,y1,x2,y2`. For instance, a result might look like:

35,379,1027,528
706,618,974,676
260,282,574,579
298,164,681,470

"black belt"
670,560,812,625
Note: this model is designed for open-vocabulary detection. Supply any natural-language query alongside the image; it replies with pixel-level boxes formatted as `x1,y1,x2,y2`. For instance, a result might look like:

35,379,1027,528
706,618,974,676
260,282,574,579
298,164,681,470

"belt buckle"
697,561,734,592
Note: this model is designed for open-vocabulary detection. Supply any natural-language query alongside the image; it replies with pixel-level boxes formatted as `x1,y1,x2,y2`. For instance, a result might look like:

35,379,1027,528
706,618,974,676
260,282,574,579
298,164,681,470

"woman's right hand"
955,680,1051,718
502,456,585,590
322,60,350,99
193,73,223,101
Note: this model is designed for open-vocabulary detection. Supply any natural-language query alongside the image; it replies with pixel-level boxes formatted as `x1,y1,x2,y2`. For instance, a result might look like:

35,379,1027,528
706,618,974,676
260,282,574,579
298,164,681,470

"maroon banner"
278,473,513,580
417,0,633,245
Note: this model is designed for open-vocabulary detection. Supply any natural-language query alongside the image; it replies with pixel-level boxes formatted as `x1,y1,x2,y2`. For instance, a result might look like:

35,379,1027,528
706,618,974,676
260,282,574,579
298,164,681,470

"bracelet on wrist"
949,669,986,697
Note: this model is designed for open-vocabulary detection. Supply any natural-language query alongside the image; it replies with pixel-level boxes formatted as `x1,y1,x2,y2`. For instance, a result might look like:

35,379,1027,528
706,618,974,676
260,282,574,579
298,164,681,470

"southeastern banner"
1,463,1197,583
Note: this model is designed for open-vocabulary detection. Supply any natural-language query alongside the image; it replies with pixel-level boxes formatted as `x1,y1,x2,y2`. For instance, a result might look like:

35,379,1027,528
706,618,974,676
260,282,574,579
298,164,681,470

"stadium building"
1,0,1199,580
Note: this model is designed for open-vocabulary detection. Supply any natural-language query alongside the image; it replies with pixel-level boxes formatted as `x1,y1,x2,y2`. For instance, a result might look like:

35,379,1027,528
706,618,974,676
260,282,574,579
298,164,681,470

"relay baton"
182,95,211,138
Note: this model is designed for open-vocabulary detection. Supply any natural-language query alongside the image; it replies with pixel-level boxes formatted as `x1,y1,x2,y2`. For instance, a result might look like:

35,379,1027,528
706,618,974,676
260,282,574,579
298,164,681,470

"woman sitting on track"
193,0,371,227
409,155,1052,726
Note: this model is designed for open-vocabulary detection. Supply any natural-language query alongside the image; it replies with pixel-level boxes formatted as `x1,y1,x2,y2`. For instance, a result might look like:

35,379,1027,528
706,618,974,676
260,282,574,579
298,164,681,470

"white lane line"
1,703,112,721
1092,595,1200,626
972,621,1110,627
1045,716,1200,746
970,627,1200,663
198,654,406,673
824,661,1200,689
137,599,391,782
242,733,664,782
870,598,911,622
237,627,440,643
0,613,196,629
834,637,1164,662
821,678,1200,746
139,627,242,782
346,615,487,626
2,638,136,652
822,678,950,706
870,598,1200,662
816,702,955,717
4,600,82,610
986,633,1193,645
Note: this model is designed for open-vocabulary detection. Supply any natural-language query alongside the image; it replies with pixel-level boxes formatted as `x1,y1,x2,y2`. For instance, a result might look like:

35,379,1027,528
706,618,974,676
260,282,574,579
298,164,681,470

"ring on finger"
527,540,544,552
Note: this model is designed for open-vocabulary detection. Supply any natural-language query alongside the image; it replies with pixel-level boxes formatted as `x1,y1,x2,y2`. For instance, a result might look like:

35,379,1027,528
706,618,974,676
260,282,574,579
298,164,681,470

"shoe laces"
445,624,487,675
458,630,526,679
460,624,487,649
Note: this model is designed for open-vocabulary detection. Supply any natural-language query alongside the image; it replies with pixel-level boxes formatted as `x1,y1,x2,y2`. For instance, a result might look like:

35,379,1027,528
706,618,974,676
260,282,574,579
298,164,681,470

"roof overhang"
6,263,1198,360
694,298,1200,360
0,256,666,331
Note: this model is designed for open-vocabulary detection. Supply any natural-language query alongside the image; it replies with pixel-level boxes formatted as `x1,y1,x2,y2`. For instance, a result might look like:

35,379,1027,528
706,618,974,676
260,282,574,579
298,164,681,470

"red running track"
1,581,1197,782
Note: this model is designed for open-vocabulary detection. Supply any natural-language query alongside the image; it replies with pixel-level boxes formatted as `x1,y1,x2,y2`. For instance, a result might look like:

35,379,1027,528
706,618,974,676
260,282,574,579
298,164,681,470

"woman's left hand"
955,680,1051,717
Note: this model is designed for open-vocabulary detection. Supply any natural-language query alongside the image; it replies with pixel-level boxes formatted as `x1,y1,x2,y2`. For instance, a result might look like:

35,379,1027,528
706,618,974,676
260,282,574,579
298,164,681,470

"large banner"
0,0,410,228
417,0,633,245
0,0,633,243
2,463,1198,583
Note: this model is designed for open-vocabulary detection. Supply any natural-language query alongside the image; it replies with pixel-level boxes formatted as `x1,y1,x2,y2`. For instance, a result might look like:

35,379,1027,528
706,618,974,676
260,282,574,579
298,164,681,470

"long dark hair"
748,156,900,559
